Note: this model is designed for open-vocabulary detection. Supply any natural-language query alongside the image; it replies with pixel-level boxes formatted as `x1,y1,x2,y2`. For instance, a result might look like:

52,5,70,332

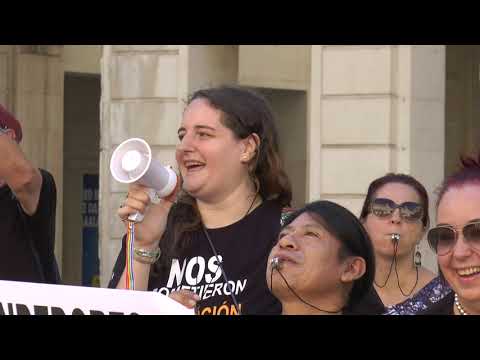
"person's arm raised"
0,133,42,215
116,182,178,291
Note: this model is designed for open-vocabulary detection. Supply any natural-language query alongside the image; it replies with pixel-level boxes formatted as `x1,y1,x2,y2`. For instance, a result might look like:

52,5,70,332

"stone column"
308,45,446,272
0,45,14,108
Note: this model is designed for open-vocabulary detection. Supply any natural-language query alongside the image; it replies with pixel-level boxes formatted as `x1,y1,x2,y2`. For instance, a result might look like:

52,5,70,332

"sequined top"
348,276,452,315
383,276,452,315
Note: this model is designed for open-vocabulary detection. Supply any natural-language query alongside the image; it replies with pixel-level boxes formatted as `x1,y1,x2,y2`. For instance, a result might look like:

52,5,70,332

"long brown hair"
157,85,292,270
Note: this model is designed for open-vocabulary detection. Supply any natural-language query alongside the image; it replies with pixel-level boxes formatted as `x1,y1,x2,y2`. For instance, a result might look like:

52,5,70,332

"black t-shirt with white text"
109,199,283,315
0,169,57,283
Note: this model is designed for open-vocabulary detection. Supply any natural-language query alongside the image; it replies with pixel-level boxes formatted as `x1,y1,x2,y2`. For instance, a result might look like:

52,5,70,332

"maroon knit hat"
0,104,22,142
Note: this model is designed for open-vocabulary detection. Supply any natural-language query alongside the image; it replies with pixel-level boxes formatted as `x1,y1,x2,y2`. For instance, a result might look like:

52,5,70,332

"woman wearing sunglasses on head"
349,174,451,315
422,154,480,315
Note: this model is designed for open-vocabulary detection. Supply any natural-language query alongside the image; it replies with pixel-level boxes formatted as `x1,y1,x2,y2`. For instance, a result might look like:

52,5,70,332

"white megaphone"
110,138,177,222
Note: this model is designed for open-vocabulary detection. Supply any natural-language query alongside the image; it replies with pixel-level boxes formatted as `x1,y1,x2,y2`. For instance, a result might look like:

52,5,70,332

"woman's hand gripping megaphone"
118,179,181,250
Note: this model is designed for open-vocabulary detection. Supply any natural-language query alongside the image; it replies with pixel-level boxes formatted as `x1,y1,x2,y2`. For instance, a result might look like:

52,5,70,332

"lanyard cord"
270,265,343,314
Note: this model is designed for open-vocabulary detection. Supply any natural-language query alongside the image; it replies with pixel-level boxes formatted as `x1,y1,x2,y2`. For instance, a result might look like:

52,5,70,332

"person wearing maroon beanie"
0,104,60,284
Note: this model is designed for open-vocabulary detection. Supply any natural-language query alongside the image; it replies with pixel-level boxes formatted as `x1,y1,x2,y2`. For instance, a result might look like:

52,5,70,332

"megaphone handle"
127,188,157,223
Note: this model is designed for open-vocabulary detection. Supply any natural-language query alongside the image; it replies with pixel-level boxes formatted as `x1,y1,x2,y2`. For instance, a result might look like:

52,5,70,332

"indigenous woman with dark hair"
267,201,375,315
108,85,292,315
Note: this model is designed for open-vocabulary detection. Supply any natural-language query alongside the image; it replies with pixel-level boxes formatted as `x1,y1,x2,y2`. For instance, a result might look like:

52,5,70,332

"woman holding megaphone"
109,85,292,315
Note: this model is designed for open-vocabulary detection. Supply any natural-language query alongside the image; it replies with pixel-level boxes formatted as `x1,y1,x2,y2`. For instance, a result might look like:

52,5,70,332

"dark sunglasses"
370,198,424,222
427,221,480,256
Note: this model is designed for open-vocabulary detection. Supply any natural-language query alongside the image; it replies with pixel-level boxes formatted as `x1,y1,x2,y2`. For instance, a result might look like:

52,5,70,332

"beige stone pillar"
0,46,14,108
238,46,310,207
309,45,446,272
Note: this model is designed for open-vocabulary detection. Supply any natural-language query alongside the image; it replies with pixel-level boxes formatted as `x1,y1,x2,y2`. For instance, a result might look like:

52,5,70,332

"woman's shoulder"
345,286,386,315
419,291,455,315
383,276,452,315
418,276,452,302
248,198,284,219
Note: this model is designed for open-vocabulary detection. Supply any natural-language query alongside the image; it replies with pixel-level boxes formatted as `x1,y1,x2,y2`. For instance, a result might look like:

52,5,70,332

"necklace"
374,240,419,297
454,293,469,315
244,192,258,217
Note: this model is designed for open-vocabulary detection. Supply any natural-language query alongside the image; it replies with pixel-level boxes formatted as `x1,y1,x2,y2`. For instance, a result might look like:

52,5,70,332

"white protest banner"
0,280,194,315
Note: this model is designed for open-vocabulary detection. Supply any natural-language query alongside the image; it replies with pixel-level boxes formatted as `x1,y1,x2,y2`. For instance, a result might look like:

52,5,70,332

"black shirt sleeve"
346,286,386,315
22,169,60,284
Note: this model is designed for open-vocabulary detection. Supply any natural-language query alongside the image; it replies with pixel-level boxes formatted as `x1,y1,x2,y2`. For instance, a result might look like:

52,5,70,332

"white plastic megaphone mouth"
110,138,152,184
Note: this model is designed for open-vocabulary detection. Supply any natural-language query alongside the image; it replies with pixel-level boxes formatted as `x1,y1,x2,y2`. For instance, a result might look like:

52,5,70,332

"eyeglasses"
427,221,480,256
370,198,424,223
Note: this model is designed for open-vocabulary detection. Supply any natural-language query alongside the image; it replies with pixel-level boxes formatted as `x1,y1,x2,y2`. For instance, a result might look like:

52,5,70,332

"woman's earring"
414,244,422,268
